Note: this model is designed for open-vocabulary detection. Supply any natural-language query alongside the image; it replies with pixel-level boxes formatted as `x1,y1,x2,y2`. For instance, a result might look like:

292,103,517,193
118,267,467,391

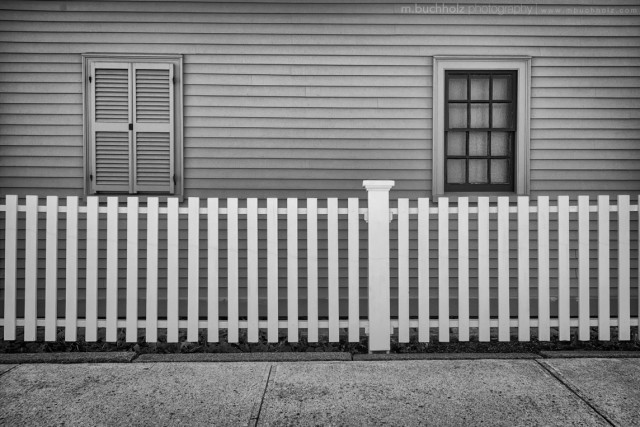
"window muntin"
444,70,517,192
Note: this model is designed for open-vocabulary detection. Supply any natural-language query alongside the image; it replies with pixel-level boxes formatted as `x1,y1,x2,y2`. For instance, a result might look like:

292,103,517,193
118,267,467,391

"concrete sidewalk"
0,356,638,426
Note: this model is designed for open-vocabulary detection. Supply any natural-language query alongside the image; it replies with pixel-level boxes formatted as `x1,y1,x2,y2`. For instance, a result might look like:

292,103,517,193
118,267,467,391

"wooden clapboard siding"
1,1,639,198
0,46,84,194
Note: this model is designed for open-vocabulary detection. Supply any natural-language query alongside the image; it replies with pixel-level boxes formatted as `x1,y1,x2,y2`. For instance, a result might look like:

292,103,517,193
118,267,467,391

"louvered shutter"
90,62,132,193
132,63,174,194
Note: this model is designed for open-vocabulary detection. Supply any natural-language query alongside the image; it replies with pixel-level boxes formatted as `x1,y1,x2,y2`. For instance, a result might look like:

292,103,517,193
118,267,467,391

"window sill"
434,192,527,203
83,194,184,204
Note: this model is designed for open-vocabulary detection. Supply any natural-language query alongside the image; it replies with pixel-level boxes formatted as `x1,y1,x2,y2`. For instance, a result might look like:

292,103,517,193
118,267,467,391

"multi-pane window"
444,71,517,192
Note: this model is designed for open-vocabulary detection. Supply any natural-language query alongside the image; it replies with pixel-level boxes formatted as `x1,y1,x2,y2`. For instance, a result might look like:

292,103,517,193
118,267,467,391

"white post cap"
363,180,395,191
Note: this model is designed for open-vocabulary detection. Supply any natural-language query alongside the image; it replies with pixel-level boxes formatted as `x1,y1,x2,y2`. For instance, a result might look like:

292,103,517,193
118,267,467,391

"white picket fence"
0,181,638,352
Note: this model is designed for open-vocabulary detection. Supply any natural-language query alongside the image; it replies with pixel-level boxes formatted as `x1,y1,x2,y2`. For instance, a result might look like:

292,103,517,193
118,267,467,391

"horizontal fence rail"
0,185,639,352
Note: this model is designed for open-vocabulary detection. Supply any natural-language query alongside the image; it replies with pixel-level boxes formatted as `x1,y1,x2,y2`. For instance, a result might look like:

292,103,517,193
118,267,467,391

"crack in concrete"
247,364,274,427
535,359,617,427
0,365,19,380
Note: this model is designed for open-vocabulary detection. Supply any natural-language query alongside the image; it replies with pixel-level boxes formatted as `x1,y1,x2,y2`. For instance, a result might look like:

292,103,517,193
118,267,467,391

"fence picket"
498,197,510,342
287,198,299,343
618,195,631,341
167,198,179,343
458,198,469,342
478,197,490,342
126,197,139,343
3,195,17,340
398,198,409,343
598,195,611,340
348,198,359,342
418,198,430,342
24,196,38,341
106,198,118,342
85,197,99,342
517,197,530,342
328,198,339,342
438,198,449,342
227,198,239,343
65,196,78,342
247,198,259,342
267,198,279,342
45,196,58,341
188,197,201,342
558,196,570,341
307,198,319,342
207,198,219,343
146,198,159,343
577,196,590,341
537,196,550,341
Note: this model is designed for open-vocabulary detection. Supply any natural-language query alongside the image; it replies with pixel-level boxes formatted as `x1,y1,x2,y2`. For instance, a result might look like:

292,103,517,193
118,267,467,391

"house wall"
1,0,639,199
0,1,639,331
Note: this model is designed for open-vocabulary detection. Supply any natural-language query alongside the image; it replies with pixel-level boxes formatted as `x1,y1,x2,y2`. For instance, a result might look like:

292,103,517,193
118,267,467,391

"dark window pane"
491,132,510,156
448,77,467,100
493,75,512,100
447,159,466,183
469,159,488,184
448,104,467,128
470,76,490,100
469,132,488,156
491,159,509,183
492,103,512,128
470,103,489,128
447,132,466,156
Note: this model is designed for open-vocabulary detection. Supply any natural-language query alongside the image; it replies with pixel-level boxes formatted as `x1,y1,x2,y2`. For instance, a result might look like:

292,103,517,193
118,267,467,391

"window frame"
82,54,184,198
432,56,531,198
444,70,517,192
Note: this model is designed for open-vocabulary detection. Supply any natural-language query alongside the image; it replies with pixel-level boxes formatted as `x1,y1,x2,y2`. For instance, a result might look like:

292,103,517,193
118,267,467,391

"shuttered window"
88,60,176,194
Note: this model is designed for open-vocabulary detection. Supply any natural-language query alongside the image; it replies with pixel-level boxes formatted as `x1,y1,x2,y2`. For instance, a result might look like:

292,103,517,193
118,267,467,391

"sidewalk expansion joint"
535,359,616,427
247,364,274,427
0,365,19,380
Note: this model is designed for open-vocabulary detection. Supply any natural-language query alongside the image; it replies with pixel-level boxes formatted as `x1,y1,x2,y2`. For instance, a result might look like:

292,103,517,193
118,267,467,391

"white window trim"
432,56,531,198
82,53,184,198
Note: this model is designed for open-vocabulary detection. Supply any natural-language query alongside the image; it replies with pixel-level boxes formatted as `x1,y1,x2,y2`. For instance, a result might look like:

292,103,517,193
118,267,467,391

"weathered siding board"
1,1,639,14
4,22,640,38
1,1,639,199
0,48,84,194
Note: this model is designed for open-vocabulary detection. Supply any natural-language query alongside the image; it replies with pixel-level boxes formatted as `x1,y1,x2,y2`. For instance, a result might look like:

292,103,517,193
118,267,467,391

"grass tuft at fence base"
1,326,638,356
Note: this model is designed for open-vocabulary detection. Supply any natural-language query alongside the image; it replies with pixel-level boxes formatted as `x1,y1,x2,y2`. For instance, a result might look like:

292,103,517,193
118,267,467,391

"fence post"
364,180,395,352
